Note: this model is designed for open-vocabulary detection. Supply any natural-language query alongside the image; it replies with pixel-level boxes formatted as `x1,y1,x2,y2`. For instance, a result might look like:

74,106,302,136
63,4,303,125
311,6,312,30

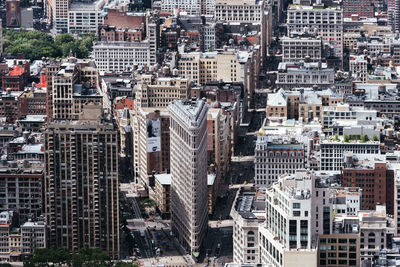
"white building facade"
161,0,201,15
287,5,343,59
68,0,106,34
93,41,153,73
169,99,209,255
215,0,265,23
254,131,305,187
320,141,380,171
258,171,317,267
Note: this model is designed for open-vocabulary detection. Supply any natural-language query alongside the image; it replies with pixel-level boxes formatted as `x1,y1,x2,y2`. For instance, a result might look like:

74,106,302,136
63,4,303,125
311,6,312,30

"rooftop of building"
21,220,45,227
330,187,362,198
20,87,47,97
154,173,215,186
282,35,322,41
179,48,253,63
8,65,26,76
267,89,286,106
93,40,150,48
232,186,266,220
288,4,342,11
314,172,342,188
358,205,393,224
259,120,322,141
69,0,106,10
278,61,330,71
353,82,398,100
321,135,380,145
5,59,30,69
18,115,46,123
350,55,367,62
275,170,312,200
170,98,207,124
73,84,102,97
215,0,265,5
0,211,13,225
15,144,44,155
0,90,23,100
343,153,386,170
0,160,43,174
224,264,273,267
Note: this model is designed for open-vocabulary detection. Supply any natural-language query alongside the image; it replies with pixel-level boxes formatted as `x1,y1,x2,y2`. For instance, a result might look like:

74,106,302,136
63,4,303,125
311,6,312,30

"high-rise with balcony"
44,103,119,259
169,98,209,256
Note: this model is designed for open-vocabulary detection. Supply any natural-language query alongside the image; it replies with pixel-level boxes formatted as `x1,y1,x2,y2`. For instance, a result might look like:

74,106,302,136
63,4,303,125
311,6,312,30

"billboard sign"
6,0,21,28
146,118,161,152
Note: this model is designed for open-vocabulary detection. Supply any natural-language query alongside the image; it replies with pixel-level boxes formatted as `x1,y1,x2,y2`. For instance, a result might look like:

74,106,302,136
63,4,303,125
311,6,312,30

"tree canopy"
23,247,112,267
3,30,97,61
141,198,156,208
360,134,369,143
115,263,138,267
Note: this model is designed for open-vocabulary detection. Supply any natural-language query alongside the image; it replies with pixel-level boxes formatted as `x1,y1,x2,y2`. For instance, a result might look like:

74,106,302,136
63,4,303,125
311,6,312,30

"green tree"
343,134,350,143
3,30,97,61
361,134,369,143
334,133,340,141
24,248,112,267
55,34,75,46
372,134,379,141
73,247,111,267
141,198,156,208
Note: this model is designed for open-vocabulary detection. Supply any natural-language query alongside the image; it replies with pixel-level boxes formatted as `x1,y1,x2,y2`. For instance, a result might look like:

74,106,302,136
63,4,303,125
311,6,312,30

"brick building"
2,62,30,91
103,8,145,30
99,25,144,42
343,0,375,18
341,155,390,211
18,87,46,118
0,91,22,123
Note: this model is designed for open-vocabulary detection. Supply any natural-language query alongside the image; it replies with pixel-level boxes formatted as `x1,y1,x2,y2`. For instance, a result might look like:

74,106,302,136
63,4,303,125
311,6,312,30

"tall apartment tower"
169,98,209,256
44,104,120,259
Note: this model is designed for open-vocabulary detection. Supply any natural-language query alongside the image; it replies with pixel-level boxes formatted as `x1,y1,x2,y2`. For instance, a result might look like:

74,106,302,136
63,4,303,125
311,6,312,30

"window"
293,203,301,209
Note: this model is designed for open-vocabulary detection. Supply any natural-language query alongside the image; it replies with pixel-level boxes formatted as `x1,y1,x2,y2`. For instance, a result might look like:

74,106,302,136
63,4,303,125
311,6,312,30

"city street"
118,100,266,264
204,227,233,266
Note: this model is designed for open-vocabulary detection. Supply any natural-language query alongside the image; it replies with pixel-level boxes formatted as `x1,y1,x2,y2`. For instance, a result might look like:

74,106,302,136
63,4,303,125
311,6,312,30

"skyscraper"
169,98,208,256
44,103,120,259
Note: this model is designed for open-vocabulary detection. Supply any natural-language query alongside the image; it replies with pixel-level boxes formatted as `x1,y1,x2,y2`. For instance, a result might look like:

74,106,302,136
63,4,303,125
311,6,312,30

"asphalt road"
204,227,233,265
132,229,153,259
